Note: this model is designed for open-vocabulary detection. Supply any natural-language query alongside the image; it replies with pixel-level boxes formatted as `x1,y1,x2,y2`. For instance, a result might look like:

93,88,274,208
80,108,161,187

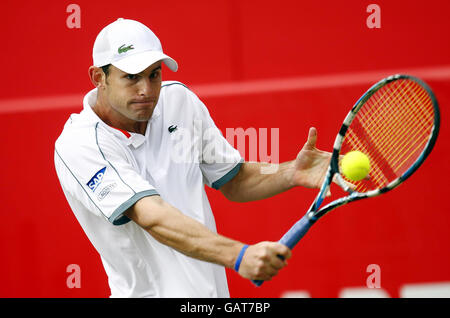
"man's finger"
268,254,287,270
305,127,318,149
273,243,292,260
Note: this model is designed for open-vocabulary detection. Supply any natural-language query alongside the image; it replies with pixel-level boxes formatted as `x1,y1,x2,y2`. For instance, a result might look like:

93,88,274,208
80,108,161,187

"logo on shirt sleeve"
87,167,106,192
97,182,117,201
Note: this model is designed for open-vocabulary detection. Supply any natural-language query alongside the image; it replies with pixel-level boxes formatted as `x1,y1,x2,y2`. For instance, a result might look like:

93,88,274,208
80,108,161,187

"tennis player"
54,18,332,297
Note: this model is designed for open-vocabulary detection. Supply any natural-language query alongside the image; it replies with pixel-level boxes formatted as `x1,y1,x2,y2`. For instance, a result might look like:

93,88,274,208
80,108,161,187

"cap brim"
112,50,178,74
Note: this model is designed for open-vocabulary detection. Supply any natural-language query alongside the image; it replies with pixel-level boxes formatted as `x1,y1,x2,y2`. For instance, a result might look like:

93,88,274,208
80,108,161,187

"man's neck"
91,99,148,135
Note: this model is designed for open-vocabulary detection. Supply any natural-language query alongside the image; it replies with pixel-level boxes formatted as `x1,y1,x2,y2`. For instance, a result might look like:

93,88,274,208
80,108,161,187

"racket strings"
380,81,433,159
361,80,433,183
362,81,428,149
365,80,432,182
343,82,416,188
362,81,433,169
340,78,435,192
355,82,419,184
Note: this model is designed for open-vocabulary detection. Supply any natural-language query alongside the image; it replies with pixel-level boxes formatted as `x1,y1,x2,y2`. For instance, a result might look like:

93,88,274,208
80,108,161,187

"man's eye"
150,71,160,79
126,74,137,80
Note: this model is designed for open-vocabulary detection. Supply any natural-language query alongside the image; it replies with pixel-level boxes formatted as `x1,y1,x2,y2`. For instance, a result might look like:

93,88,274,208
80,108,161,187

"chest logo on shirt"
87,167,106,192
168,125,178,133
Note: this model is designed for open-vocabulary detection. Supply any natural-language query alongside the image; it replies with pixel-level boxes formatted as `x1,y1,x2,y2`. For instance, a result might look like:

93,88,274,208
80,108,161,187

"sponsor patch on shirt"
87,167,106,192
97,183,117,201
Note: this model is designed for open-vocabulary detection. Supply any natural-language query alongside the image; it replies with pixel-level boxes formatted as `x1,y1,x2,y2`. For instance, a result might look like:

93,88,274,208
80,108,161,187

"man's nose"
137,77,152,96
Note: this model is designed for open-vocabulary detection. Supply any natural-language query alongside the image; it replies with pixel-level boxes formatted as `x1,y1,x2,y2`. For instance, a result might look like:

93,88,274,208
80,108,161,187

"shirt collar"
82,88,159,148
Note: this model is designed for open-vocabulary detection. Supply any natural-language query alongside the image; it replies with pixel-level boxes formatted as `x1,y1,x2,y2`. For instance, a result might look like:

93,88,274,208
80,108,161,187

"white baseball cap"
93,18,178,74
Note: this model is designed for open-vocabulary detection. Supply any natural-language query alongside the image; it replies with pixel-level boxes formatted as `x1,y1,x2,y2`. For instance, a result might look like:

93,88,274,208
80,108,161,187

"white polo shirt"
54,81,243,298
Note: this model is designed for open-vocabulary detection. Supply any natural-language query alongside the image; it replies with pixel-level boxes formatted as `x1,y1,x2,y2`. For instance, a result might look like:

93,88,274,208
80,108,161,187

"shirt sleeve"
185,89,244,189
54,123,158,225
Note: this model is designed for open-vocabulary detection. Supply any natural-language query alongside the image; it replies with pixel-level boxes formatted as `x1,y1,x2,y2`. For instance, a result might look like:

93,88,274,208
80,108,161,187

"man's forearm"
126,196,243,269
126,195,291,281
220,161,296,202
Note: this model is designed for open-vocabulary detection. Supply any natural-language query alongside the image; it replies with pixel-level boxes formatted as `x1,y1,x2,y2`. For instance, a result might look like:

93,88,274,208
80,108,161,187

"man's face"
102,62,162,123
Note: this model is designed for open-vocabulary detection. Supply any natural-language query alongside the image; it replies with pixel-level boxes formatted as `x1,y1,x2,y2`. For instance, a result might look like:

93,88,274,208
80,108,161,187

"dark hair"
101,64,111,77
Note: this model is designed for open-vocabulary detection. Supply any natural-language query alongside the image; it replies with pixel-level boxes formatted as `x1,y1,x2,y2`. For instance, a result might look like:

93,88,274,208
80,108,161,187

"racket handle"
252,214,314,287
279,214,314,249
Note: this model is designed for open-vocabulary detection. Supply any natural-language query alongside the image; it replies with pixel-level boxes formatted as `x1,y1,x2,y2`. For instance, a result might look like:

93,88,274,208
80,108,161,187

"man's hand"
237,242,291,281
290,127,332,189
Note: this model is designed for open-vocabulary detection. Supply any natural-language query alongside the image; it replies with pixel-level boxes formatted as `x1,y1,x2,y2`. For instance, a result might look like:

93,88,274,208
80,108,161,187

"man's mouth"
130,99,155,107
132,99,153,104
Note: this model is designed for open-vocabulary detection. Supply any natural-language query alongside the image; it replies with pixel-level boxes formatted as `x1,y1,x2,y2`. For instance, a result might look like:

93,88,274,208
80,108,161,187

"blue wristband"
234,244,249,272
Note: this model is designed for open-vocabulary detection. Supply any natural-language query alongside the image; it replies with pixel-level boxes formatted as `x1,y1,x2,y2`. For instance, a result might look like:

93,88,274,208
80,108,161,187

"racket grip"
252,214,314,287
279,214,314,249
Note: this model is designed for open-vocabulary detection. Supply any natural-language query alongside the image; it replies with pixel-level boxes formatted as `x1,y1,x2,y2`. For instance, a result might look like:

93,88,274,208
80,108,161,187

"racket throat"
310,183,331,216
307,211,318,221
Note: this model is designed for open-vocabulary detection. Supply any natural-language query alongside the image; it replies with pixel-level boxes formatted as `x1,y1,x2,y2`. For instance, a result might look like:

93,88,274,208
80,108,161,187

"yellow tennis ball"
341,151,371,181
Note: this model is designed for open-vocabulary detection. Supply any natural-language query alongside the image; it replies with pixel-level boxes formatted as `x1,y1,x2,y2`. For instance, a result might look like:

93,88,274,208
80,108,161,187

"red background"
1,0,449,297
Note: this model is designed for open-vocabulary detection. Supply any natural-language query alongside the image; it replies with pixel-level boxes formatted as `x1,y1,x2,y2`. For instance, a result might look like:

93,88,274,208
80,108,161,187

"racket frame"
251,74,440,287
309,74,440,221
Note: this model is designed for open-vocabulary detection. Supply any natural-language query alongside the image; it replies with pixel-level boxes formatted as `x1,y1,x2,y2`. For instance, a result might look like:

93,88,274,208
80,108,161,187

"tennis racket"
253,74,440,286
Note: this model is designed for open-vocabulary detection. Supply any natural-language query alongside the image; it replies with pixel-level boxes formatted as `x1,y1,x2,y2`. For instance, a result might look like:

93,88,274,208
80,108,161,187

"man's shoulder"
160,81,195,100
55,113,101,154
160,80,204,112
161,80,190,91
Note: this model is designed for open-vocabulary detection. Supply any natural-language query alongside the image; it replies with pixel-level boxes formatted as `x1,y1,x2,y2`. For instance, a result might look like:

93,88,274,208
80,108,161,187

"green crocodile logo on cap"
118,44,134,54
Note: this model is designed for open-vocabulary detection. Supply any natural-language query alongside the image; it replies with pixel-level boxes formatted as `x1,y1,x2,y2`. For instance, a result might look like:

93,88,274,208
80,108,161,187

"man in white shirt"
54,18,332,297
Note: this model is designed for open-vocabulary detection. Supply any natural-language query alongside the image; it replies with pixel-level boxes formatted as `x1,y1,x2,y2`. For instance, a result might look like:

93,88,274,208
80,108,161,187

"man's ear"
88,66,106,88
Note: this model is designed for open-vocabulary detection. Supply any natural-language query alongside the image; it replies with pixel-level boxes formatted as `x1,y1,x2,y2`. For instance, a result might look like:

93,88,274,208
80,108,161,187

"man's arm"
219,161,296,202
125,195,291,281
220,127,332,202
